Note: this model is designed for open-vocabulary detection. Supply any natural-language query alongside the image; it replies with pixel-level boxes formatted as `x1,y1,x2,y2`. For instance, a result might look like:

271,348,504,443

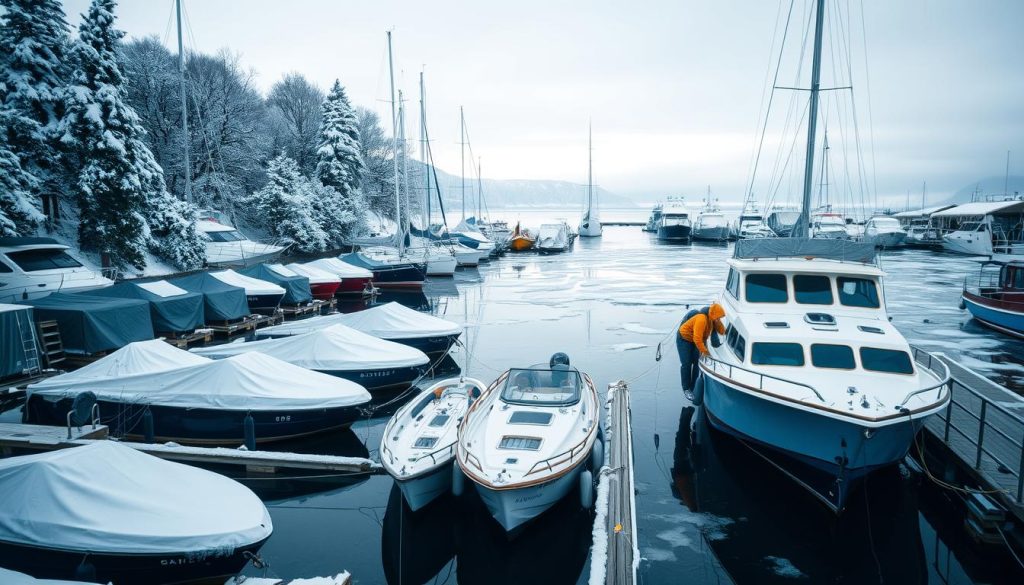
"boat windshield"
6,248,84,271
872,218,900,228
205,229,247,243
500,367,582,406
958,222,983,232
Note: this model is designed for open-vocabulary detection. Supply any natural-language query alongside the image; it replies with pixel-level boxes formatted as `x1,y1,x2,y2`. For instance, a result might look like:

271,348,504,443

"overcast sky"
62,0,1024,206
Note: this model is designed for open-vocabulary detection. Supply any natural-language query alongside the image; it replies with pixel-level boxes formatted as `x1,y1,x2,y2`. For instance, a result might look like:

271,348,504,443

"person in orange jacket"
676,302,726,391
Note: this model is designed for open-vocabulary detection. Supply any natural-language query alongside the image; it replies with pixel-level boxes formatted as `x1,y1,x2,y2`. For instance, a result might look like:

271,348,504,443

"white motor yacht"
0,237,112,302
197,219,286,268
861,217,907,248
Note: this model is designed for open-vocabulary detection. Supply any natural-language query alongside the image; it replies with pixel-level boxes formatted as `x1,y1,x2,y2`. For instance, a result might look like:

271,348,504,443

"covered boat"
168,272,250,322
656,197,692,242
381,377,488,511
19,293,153,355
25,351,371,444
197,217,286,268
0,237,112,303
304,257,375,295
284,262,341,300
209,269,286,313
340,252,426,290
84,280,204,335
192,324,429,392
961,258,1024,338
257,301,461,355
0,567,101,584
535,223,571,253
456,356,601,532
239,263,312,306
27,339,207,385
0,441,271,583
0,304,39,380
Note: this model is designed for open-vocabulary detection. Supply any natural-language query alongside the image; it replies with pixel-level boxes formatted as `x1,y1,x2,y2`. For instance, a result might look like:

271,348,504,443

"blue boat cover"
167,272,249,322
0,304,35,379
84,280,204,334
239,264,312,305
340,252,389,270
19,293,154,354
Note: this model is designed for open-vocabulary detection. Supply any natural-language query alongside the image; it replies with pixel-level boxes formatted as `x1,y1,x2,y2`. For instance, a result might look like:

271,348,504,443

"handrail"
701,354,826,402
524,374,598,477
897,347,952,409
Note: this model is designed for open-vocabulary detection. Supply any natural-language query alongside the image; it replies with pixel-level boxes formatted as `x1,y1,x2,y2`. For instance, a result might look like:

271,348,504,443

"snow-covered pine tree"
243,153,327,253
314,80,365,243
61,0,203,270
0,0,72,226
0,105,44,236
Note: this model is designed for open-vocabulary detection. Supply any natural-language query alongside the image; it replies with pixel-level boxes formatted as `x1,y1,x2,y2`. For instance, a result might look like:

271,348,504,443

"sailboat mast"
399,90,411,255
420,71,429,231
386,31,403,255
176,0,191,204
587,122,593,213
477,157,482,220
460,106,466,219
796,0,826,238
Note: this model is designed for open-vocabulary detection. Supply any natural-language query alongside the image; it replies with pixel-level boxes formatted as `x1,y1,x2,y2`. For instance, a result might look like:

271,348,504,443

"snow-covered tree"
241,153,327,253
268,73,323,174
0,106,45,235
0,0,72,219
61,0,203,270
313,80,366,243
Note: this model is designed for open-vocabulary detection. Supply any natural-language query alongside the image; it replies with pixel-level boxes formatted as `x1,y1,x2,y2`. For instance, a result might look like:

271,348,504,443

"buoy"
591,438,604,470
142,408,155,444
579,469,594,509
452,464,465,496
958,298,966,310
243,413,256,451
692,374,705,406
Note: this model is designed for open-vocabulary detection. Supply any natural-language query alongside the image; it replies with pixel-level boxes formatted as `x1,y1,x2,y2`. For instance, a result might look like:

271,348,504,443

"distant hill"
419,162,636,209
950,175,1024,203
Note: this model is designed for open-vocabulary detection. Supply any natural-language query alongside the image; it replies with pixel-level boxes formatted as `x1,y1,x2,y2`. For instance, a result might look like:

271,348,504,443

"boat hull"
395,463,453,512
336,277,374,296
473,466,582,532
962,293,1024,338
309,282,341,300
701,372,926,511
0,537,269,585
864,232,907,248
657,224,692,242
692,226,730,241
246,293,285,314
509,237,535,251
323,364,427,393
385,334,460,356
943,234,991,255
24,397,363,445
369,264,427,289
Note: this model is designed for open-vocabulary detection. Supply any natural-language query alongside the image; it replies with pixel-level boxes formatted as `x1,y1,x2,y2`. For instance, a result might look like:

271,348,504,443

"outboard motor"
549,352,570,368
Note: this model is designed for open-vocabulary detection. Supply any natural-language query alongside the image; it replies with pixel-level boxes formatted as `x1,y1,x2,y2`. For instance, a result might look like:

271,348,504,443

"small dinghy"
0,442,272,584
456,354,601,532
256,301,461,355
305,257,375,296
209,269,286,313
381,377,488,511
192,324,429,392
285,262,342,300
25,351,371,444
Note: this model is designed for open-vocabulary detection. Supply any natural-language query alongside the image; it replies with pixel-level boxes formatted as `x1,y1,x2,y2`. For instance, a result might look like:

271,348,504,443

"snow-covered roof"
135,280,189,298
210,269,286,296
932,200,1024,217
891,204,956,218
305,257,373,278
286,262,341,284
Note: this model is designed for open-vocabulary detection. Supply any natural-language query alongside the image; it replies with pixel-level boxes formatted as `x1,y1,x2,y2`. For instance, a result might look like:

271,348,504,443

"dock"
921,354,1024,522
227,572,351,585
207,313,283,337
601,221,645,227
590,380,638,585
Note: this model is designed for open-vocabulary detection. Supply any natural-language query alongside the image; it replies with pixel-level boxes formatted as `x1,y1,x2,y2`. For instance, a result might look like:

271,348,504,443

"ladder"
35,320,66,368
13,309,41,376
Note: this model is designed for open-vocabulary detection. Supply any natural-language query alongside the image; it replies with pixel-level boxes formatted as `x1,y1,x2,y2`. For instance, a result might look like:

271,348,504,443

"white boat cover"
28,340,209,393
256,302,461,340
0,567,100,585
209,269,286,296
191,324,429,370
134,280,189,298
27,352,371,410
0,441,272,554
305,258,373,279
285,262,341,284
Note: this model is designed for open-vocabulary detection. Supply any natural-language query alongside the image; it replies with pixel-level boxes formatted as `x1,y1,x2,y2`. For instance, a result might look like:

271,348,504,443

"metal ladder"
13,310,41,376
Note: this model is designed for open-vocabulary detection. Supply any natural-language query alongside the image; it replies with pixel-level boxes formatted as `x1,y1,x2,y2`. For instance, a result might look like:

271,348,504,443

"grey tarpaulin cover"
84,280,204,334
733,238,878,264
239,264,312,305
0,441,272,554
257,301,461,341
167,272,249,322
19,293,154,354
0,304,35,379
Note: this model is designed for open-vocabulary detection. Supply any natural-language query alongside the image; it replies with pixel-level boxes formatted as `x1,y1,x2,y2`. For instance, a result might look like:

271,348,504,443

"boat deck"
591,380,638,585
0,422,108,451
922,355,1024,521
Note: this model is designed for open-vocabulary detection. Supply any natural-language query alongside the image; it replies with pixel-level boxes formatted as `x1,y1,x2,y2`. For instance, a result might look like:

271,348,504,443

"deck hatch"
857,325,885,334
508,411,553,425
804,313,836,325
413,437,439,449
428,414,450,427
498,436,542,450
763,321,789,329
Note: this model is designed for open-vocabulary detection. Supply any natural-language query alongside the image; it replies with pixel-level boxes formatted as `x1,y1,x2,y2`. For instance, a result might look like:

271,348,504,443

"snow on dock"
226,571,351,585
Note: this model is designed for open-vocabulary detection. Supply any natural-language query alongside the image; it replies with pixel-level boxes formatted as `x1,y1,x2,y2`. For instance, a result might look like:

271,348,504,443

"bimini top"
239,264,312,305
307,257,374,278
285,262,342,284
191,324,429,370
28,340,209,393
0,441,272,554
733,238,877,265
256,302,461,340
209,269,287,297
26,351,371,411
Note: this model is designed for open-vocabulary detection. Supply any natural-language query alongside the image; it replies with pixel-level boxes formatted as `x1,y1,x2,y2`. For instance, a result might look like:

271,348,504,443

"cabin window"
745,273,788,303
751,342,804,366
793,275,834,305
810,344,856,369
205,230,246,242
7,249,83,271
859,348,914,374
726,326,746,361
726,268,740,299
428,414,450,427
837,277,880,308
413,437,439,449
508,411,553,425
0,260,11,273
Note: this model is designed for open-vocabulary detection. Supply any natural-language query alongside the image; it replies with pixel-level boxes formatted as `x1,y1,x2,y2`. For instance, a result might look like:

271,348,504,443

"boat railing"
896,347,953,409
524,373,598,477
701,355,826,403
458,371,510,475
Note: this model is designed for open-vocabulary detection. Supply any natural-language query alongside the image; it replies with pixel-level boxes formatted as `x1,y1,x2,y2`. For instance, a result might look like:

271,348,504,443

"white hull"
0,275,112,303
943,233,992,255
205,242,286,268
578,215,602,237
395,464,452,512
863,231,906,248
473,466,581,532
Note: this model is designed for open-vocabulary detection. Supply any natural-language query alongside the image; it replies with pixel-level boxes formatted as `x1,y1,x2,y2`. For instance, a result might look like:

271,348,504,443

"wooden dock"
164,329,214,348
0,422,108,452
590,380,638,585
207,314,283,337
922,354,1024,522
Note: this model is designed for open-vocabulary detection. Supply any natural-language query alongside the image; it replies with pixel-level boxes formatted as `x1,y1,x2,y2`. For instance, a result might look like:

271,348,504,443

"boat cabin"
501,367,582,407
0,237,113,302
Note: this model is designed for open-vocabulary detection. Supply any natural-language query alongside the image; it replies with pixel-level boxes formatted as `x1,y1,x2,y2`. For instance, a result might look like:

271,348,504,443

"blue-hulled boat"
961,258,1024,338
341,252,426,289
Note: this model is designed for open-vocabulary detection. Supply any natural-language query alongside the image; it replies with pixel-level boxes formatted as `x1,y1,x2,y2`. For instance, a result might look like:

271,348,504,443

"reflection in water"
238,428,372,500
381,486,457,585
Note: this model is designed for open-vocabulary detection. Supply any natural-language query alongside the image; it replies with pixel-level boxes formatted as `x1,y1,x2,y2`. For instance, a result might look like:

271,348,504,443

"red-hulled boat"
304,257,376,296
285,262,342,300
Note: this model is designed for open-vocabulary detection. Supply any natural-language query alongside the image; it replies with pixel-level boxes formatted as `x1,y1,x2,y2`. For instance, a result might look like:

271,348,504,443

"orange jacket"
678,303,726,355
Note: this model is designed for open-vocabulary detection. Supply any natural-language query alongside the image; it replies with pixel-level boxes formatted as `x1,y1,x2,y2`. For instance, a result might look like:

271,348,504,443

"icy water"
231,226,1024,585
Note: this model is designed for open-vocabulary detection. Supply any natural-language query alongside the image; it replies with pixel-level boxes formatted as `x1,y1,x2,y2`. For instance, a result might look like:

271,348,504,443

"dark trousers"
676,334,700,391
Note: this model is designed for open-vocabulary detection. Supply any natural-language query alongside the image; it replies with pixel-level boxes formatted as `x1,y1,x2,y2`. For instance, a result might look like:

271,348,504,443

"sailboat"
578,124,602,237
447,107,496,260
698,0,951,512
